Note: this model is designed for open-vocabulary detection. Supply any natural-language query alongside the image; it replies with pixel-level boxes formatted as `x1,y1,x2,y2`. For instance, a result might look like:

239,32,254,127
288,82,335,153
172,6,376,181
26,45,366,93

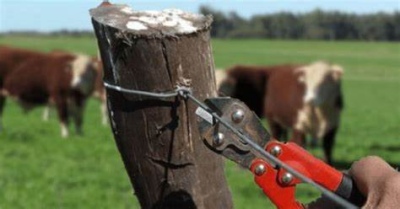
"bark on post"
90,4,233,209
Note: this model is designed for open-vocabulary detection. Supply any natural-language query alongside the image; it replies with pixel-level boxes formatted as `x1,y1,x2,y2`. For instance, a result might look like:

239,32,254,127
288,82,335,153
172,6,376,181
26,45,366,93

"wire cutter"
195,97,365,209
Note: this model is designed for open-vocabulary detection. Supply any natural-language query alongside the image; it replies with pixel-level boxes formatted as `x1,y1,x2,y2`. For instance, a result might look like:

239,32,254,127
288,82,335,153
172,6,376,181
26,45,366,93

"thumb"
349,156,400,208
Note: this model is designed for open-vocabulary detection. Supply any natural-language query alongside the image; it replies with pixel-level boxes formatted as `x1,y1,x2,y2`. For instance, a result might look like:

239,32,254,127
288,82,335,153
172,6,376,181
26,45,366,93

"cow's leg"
268,120,287,141
42,106,50,122
291,130,306,147
100,100,108,126
60,122,68,138
70,94,85,136
310,132,319,148
322,127,337,165
55,97,69,138
0,95,5,132
43,98,56,122
72,104,84,136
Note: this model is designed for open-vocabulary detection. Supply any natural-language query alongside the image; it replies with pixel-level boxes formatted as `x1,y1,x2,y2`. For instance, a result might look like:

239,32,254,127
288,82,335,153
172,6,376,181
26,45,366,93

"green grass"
0,36,399,208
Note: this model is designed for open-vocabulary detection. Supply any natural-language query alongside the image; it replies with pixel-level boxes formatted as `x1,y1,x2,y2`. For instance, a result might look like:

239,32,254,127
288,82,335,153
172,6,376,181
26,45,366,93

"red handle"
249,141,345,209
265,141,343,191
250,159,304,209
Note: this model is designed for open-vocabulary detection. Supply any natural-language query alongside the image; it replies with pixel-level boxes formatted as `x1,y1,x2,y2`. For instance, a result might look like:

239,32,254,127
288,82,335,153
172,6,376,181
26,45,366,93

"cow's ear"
331,65,343,81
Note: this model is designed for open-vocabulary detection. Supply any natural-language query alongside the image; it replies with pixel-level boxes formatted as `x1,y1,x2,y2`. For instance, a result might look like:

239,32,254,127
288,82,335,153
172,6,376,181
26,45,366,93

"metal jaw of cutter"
195,97,271,169
195,97,365,209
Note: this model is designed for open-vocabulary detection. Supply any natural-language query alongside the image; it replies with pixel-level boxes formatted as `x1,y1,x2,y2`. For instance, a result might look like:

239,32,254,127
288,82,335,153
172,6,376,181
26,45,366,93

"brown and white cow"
219,61,344,164
42,52,108,126
0,46,48,132
1,51,97,138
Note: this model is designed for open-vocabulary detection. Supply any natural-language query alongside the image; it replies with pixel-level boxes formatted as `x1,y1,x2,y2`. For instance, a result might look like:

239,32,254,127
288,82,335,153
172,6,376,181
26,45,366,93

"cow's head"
297,61,343,106
69,54,98,96
214,69,227,90
217,66,267,117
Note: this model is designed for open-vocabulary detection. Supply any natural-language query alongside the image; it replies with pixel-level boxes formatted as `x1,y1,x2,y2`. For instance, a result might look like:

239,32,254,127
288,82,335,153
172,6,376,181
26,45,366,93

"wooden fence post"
90,4,233,209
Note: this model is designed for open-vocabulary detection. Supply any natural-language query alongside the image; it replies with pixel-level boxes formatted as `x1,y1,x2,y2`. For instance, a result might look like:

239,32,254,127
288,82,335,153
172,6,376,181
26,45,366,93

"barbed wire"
104,81,358,209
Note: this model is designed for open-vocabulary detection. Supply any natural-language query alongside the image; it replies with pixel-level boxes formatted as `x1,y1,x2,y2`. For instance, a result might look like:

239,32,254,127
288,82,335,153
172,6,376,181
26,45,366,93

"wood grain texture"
91,5,233,209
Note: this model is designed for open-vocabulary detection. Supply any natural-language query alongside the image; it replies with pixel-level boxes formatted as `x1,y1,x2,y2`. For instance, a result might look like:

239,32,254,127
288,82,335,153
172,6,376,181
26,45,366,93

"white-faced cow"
219,61,344,164
1,51,97,138
42,51,108,126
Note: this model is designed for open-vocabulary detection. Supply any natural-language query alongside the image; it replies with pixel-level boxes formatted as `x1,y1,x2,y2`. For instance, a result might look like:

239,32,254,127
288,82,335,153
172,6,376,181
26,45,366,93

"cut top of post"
90,4,212,38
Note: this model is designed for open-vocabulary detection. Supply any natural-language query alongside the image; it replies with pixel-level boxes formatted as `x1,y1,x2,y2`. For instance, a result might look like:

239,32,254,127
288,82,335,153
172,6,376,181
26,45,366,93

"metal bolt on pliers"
195,97,365,209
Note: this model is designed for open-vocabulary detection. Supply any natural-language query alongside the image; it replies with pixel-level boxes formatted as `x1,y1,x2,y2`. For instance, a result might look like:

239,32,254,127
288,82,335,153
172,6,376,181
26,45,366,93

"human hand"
307,156,400,209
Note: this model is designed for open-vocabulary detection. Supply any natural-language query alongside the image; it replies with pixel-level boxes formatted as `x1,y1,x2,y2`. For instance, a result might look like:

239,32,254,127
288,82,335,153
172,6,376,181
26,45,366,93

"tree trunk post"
90,4,233,209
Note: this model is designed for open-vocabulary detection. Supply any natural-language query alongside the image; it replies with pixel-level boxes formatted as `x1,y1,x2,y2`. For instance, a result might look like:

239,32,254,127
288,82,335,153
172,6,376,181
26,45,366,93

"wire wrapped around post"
90,3,233,209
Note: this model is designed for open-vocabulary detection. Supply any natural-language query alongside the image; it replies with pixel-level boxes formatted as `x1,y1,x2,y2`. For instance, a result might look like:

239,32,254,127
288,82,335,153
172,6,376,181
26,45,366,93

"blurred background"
0,0,399,208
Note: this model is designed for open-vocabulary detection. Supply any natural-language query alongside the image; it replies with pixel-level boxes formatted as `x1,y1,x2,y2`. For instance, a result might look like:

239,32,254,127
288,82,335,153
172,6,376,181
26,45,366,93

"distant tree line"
1,8,399,41
0,30,94,38
200,6,400,41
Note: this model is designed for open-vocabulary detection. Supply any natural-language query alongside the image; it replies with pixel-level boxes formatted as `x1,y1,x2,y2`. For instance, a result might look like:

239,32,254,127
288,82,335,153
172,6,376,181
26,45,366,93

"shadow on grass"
332,160,356,170
369,144,400,152
333,159,400,171
2,131,36,142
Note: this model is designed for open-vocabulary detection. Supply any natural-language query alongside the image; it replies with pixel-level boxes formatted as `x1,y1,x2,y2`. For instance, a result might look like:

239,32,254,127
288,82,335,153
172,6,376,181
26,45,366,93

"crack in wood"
117,32,134,46
155,117,179,138
148,156,194,169
183,100,194,152
161,40,173,84
91,10,234,207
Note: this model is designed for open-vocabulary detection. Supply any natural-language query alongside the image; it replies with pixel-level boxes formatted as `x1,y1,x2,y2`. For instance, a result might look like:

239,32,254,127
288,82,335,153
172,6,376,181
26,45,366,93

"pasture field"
0,36,399,209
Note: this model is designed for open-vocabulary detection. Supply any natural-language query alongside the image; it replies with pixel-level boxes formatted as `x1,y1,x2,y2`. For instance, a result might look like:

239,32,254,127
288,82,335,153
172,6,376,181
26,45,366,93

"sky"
0,0,399,32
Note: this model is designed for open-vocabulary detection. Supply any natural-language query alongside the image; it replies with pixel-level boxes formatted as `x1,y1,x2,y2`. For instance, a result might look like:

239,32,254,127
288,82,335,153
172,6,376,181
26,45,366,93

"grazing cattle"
0,46,47,131
42,54,108,126
1,52,97,138
219,61,344,164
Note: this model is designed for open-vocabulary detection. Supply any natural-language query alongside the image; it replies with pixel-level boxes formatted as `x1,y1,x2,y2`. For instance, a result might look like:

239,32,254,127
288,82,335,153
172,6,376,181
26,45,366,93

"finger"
349,156,396,195
349,156,400,208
